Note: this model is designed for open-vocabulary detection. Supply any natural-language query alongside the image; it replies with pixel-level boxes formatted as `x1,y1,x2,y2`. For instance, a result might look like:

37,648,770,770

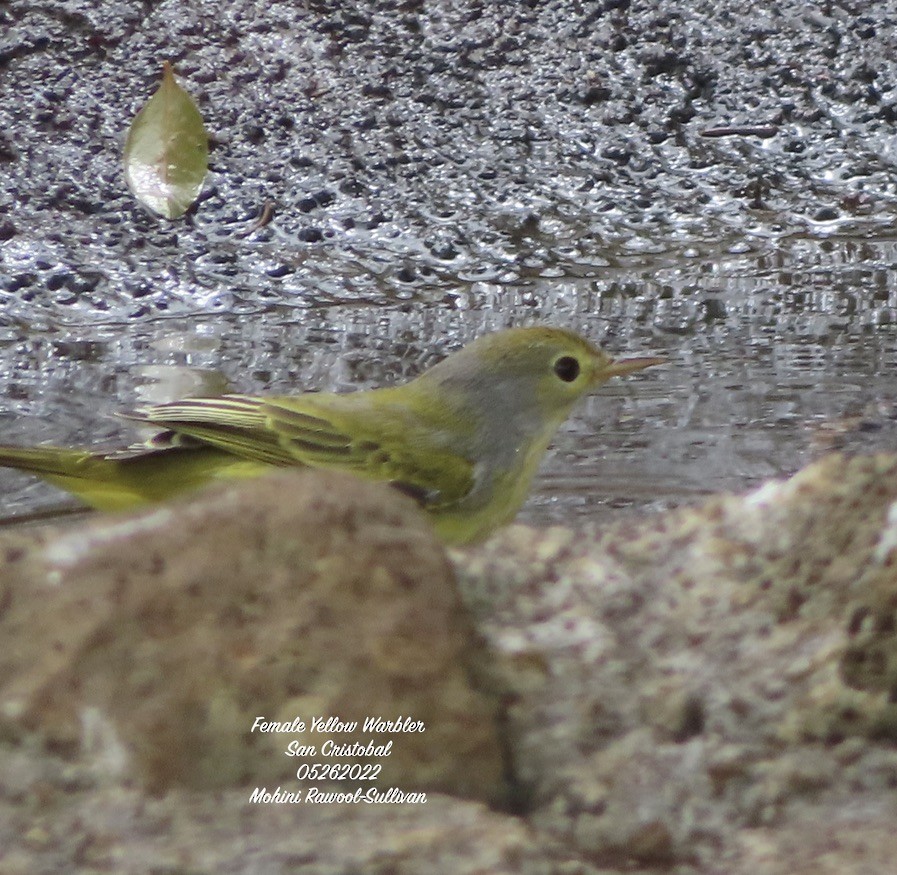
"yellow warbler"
0,327,662,543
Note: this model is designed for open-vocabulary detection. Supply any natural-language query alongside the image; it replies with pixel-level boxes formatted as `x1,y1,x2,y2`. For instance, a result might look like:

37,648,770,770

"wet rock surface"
2,0,896,321
0,454,896,872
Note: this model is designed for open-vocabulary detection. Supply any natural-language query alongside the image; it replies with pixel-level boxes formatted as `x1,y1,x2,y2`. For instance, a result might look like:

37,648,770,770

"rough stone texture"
2,453,897,871
0,781,584,875
455,453,897,869
0,470,506,802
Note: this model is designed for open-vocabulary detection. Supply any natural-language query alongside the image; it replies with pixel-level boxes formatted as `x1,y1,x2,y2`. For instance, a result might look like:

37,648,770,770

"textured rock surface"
2,454,897,872
0,783,584,875
456,453,897,868
0,470,506,801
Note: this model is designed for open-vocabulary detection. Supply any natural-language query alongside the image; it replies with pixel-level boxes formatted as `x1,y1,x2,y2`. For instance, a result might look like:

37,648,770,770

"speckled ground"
0,455,896,873
3,0,897,322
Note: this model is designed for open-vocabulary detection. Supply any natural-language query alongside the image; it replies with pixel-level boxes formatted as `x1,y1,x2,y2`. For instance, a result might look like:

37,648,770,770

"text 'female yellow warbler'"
0,327,662,544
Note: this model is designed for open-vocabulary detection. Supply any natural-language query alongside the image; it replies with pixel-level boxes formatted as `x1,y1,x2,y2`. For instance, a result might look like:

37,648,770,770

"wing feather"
128,392,475,508
130,395,268,427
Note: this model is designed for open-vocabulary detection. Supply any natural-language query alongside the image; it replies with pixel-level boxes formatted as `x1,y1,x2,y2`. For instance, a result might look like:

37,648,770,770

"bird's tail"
0,445,99,478
0,444,138,510
0,442,272,511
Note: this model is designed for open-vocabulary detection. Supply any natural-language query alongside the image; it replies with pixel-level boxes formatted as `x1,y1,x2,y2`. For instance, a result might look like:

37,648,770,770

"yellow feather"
0,327,662,543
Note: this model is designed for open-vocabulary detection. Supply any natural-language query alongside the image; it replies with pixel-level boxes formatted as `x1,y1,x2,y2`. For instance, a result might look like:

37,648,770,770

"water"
3,0,897,529
2,234,895,530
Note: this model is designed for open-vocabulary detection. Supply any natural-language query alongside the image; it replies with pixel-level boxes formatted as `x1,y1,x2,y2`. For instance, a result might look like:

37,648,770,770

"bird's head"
418,326,663,421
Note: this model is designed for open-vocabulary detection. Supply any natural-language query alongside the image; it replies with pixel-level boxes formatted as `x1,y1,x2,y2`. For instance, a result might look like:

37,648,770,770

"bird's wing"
126,395,294,465
129,393,475,509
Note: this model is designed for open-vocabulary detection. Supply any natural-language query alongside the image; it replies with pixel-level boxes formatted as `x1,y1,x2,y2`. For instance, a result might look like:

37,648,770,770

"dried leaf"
124,62,209,219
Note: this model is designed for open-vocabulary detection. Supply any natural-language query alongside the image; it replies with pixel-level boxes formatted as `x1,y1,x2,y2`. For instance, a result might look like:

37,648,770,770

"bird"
0,327,663,544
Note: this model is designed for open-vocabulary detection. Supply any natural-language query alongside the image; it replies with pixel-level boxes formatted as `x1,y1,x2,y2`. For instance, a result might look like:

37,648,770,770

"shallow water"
2,233,895,530
3,0,897,529
527,233,897,525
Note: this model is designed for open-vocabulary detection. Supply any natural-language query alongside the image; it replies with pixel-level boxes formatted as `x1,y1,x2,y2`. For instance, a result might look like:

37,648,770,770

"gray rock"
0,470,506,802
3,454,897,872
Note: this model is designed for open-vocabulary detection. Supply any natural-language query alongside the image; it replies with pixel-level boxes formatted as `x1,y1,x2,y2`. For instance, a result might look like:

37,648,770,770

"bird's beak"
597,356,666,381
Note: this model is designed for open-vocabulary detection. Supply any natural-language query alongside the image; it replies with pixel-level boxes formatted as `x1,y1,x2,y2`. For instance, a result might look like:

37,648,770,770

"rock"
4,453,897,872
0,470,506,803
454,453,897,868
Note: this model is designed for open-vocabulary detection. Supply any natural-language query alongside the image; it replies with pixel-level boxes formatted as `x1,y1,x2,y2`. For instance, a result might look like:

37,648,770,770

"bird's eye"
553,355,580,382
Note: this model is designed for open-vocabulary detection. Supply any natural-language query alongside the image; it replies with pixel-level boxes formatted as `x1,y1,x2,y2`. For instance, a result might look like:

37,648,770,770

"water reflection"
133,365,232,405
1,236,896,530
